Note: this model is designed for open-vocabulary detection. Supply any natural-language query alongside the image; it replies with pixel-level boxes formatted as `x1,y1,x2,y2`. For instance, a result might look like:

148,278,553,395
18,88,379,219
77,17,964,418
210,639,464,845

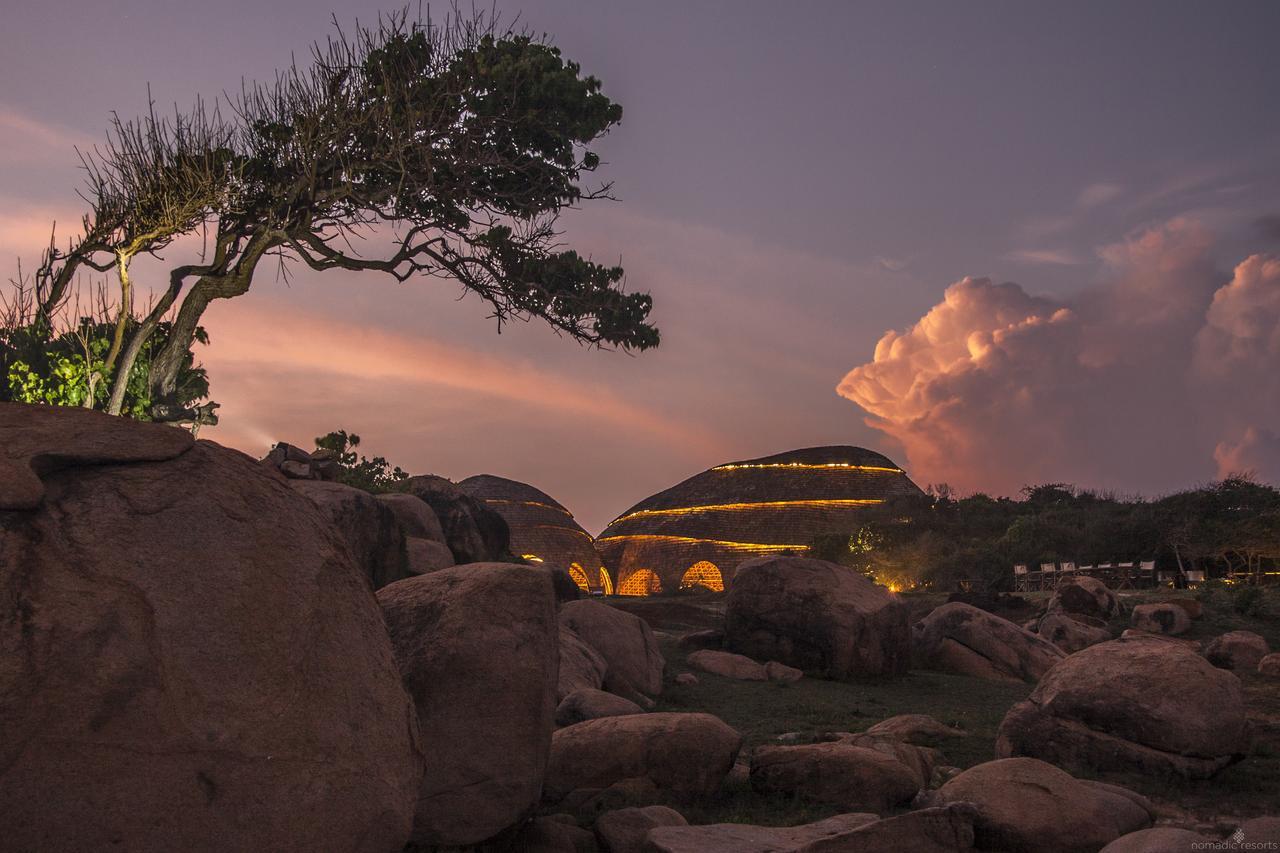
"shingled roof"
595,446,924,595
457,474,609,593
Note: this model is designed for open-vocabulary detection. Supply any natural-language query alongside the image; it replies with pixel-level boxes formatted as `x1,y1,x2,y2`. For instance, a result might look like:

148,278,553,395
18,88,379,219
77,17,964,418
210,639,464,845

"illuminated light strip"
521,554,545,563
712,463,903,473
483,498,573,516
610,498,883,525
596,534,810,552
530,524,595,541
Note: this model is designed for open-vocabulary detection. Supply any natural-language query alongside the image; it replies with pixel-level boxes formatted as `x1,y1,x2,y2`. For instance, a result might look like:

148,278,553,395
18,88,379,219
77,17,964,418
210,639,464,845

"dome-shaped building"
595,446,924,595
457,474,611,594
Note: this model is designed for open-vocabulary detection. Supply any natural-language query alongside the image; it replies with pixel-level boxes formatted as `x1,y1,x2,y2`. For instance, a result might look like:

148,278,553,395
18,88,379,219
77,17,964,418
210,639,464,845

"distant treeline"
809,478,1280,592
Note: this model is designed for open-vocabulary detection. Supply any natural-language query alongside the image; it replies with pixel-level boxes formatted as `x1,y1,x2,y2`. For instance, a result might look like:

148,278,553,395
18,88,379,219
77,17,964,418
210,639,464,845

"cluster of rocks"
4,404,1278,852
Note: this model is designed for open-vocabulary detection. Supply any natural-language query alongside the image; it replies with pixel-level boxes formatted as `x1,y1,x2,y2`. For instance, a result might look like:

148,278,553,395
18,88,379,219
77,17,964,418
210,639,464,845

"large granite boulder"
687,649,768,680
378,563,559,847
936,758,1152,853
403,474,511,563
1130,602,1191,636
724,556,910,679
1048,576,1119,620
544,713,741,802
290,479,409,589
1203,630,1270,671
0,404,422,852
556,689,644,727
750,743,920,813
1037,610,1112,653
558,624,609,701
996,638,1250,778
559,600,664,705
1099,827,1215,853
1259,653,1280,677
594,805,687,853
375,492,447,542
913,602,1065,682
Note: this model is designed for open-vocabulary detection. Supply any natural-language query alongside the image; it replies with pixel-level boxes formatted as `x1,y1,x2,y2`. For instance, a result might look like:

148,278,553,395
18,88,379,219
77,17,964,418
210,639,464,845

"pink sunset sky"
3,1,1280,532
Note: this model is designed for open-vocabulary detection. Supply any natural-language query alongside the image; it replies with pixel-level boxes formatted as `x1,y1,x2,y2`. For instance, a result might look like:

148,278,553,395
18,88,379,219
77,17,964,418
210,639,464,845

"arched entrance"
679,560,724,592
617,568,662,596
567,562,590,593
598,567,614,595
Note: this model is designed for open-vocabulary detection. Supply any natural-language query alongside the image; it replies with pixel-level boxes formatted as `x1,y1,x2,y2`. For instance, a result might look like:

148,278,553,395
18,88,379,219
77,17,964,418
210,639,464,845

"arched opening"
680,560,724,592
617,569,662,596
567,562,590,593
598,567,614,596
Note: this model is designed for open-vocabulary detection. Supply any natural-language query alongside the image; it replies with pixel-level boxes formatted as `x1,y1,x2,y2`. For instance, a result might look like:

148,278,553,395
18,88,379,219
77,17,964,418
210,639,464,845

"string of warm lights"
596,533,811,551
530,523,595,541
483,498,574,517
609,498,883,525
710,462,903,473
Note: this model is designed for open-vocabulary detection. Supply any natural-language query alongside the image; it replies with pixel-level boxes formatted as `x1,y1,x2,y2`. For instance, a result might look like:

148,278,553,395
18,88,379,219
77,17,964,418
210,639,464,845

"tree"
313,429,408,493
23,9,657,426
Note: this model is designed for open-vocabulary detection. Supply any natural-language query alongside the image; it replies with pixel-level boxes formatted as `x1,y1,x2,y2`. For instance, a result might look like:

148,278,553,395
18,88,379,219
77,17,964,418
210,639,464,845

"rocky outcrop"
645,813,877,853
750,742,920,813
996,639,1250,778
687,649,768,680
560,601,664,706
914,602,1065,682
261,441,340,481
1130,602,1191,636
936,758,1152,853
556,689,645,727
405,537,457,574
0,405,422,852
508,815,598,853
1037,611,1112,653
545,713,741,802
378,564,559,847
1203,630,1270,671
1260,653,1280,676
1048,576,1119,620
375,492,447,541
595,805,687,853
290,479,409,589
724,556,910,679
403,474,511,563
765,660,804,682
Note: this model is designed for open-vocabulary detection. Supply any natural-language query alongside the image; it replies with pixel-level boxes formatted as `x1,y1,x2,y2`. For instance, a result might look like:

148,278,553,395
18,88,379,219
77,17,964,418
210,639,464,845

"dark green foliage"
0,318,211,419
313,429,409,494
811,478,1280,591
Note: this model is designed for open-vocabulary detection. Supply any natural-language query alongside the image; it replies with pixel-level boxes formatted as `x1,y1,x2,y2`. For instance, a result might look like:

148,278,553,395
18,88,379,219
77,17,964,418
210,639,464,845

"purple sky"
4,1,1280,532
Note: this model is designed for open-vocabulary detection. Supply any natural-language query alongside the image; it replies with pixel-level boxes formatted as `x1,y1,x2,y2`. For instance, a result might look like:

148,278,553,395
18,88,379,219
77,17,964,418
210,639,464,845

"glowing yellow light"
531,524,595,541
484,498,574,517
599,566,614,595
711,463,903,473
680,560,725,592
522,554,545,563
618,569,662,596
610,498,883,525
596,534,810,552
568,562,590,592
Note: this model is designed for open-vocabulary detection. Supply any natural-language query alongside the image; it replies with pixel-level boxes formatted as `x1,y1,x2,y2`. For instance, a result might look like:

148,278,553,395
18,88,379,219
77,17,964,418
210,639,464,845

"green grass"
612,587,1280,827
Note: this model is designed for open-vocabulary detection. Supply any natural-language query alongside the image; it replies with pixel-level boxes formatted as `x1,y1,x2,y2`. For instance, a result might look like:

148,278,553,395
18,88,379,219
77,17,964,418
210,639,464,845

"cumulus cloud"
1077,182,1123,208
1004,248,1082,266
838,219,1280,495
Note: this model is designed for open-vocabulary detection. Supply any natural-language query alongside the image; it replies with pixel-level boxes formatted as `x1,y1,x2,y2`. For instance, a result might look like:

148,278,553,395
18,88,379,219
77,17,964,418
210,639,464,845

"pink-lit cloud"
838,219,1280,496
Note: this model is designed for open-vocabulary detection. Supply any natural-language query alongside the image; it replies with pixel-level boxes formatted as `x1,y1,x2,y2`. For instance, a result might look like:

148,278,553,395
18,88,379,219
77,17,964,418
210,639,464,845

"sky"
3,1,1280,533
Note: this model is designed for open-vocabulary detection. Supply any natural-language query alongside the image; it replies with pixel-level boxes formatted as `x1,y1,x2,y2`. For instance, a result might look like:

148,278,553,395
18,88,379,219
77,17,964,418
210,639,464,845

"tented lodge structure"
595,446,924,595
457,474,610,593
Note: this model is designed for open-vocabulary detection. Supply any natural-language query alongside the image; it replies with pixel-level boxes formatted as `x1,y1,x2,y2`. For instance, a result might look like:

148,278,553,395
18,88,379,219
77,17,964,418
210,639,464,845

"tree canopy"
810,477,1280,591
10,9,657,426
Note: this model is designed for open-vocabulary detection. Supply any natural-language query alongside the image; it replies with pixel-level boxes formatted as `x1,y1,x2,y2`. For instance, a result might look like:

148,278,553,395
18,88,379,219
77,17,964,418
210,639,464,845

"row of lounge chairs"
1012,561,1205,591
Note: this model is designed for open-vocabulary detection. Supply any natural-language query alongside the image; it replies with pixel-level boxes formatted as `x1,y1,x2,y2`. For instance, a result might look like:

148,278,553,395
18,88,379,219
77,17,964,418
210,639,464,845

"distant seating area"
1012,559,1173,591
